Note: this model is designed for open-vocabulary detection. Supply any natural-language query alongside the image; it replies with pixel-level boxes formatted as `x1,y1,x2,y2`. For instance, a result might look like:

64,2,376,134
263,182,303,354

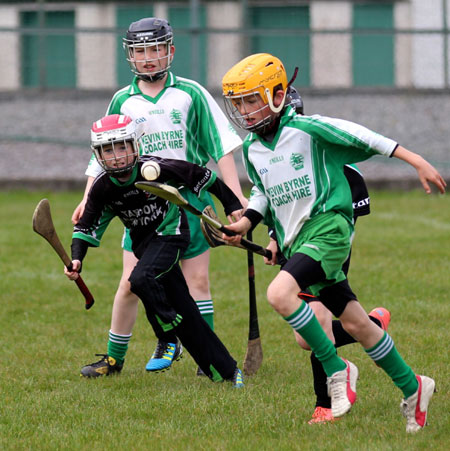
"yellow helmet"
222,53,288,132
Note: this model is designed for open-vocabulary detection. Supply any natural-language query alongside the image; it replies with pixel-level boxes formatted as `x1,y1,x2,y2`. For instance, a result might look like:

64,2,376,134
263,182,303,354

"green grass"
0,190,449,450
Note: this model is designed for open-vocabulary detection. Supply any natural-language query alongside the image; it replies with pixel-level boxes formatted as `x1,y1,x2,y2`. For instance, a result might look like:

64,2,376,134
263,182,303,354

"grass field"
0,189,449,450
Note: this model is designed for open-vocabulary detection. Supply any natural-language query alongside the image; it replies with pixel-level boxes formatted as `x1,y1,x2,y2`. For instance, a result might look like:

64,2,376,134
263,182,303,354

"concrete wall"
76,3,116,89
412,0,446,88
0,5,20,90
1,90,449,190
311,1,352,88
207,2,244,88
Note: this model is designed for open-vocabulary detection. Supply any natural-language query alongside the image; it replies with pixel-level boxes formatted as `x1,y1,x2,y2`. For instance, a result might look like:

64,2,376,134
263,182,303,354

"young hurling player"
278,87,392,424
71,18,247,376
65,114,244,387
221,53,445,432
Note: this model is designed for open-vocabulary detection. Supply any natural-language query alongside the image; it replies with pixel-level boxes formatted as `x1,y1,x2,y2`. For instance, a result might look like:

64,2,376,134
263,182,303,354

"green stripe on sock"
284,302,345,376
365,332,418,398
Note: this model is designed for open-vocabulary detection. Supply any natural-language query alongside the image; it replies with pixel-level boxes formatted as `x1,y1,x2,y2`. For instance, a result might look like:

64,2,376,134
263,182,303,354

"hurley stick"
32,199,95,310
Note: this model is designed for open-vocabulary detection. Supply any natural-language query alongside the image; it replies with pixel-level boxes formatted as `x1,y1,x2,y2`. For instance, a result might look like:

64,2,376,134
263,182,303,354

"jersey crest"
289,153,305,170
169,108,182,124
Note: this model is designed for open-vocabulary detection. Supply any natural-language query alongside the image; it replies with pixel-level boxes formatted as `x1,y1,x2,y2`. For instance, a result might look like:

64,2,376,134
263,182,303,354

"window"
169,6,207,86
352,3,394,86
116,6,154,87
21,10,76,88
249,6,310,86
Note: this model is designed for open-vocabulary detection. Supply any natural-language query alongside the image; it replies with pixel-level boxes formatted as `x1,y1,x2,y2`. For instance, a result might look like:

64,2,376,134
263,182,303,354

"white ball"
141,161,161,181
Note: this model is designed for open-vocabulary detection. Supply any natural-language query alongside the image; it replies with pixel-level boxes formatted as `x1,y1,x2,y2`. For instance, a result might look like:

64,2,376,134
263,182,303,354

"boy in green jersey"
221,53,446,432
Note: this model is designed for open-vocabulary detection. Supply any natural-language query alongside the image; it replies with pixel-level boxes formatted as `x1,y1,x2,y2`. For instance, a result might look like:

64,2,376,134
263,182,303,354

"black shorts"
281,253,326,290
281,253,357,317
317,279,357,318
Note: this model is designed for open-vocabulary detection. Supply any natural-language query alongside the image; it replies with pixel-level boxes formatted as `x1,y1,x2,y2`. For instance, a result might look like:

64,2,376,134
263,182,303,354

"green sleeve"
72,207,115,247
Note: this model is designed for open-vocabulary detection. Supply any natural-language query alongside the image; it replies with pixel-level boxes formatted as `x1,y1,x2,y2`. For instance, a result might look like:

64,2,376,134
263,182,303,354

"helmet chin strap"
265,87,286,114
137,71,166,82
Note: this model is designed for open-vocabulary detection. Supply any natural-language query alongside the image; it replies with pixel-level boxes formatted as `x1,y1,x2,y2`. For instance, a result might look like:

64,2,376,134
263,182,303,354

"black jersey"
344,164,370,218
72,157,241,261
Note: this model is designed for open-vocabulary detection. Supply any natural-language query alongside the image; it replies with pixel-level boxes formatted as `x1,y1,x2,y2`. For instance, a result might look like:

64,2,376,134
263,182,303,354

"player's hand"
393,146,446,194
64,260,81,280
227,209,243,222
416,158,446,194
239,196,249,210
222,217,251,244
264,239,278,266
71,199,87,224
227,197,248,223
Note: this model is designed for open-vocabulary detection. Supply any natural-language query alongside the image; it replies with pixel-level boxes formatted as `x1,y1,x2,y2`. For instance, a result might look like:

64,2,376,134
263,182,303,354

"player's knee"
117,274,132,292
128,271,142,294
266,284,279,309
128,265,154,294
185,271,210,295
114,281,138,305
340,315,369,340
266,283,289,314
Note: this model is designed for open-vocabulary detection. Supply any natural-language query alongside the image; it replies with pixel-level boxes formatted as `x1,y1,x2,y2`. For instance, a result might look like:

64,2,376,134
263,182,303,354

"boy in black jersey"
64,114,244,387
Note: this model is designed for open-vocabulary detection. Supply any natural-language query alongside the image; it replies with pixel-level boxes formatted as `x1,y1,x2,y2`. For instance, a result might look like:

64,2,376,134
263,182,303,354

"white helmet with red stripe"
90,114,139,176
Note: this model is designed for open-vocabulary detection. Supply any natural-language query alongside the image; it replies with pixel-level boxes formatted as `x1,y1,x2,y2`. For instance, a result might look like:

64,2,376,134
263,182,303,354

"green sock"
284,301,346,376
196,300,214,331
107,330,132,365
209,365,223,382
365,331,418,398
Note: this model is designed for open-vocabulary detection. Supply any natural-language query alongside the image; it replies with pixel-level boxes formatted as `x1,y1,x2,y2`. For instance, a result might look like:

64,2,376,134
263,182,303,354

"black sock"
310,351,331,408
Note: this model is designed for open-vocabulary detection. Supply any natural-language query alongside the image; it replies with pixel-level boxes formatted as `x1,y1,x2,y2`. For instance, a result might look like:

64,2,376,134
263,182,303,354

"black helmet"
126,17,173,43
123,17,174,82
286,86,304,115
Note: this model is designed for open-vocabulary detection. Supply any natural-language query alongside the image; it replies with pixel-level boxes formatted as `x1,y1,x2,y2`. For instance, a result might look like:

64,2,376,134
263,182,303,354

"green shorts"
122,188,214,260
287,211,354,296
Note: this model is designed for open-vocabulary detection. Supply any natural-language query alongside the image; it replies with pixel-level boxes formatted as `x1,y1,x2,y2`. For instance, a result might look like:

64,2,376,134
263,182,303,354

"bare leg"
266,270,345,377
181,250,211,300
266,270,303,317
338,300,383,348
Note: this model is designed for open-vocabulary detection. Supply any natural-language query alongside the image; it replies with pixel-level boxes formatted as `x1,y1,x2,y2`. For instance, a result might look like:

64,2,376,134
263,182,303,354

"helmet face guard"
91,115,139,177
123,17,174,82
222,53,288,133
223,90,274,133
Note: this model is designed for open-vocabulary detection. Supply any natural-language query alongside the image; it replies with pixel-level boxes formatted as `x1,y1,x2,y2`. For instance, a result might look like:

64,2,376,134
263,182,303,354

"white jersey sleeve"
308,114,397,156
85,154,103,178
247,185,269,216
172,76,242,164
193,81,242,157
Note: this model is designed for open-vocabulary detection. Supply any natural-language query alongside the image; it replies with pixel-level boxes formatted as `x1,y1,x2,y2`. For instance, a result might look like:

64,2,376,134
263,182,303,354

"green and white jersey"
244,107,397,255
86,72,242,177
